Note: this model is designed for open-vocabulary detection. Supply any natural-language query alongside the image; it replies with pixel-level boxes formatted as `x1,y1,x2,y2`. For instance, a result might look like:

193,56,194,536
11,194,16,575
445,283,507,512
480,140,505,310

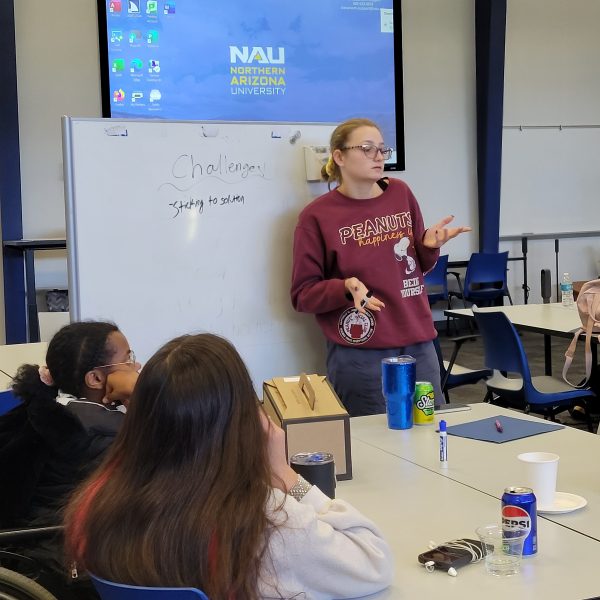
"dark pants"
327,340,443,417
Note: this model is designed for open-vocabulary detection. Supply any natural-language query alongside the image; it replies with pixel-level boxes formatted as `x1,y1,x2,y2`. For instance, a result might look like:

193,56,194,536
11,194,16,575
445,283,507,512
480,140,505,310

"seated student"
0,321,140,529
65,333,393,600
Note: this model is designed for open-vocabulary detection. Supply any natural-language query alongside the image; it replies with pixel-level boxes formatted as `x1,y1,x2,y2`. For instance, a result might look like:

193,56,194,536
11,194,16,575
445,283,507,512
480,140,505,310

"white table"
446,303,580,337
337,433,600,599
350,403,600,540
0,342,48,389
445,302,588,375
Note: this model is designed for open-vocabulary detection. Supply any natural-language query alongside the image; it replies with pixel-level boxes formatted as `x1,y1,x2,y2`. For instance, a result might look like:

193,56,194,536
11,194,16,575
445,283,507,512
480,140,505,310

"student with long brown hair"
64,333,392,600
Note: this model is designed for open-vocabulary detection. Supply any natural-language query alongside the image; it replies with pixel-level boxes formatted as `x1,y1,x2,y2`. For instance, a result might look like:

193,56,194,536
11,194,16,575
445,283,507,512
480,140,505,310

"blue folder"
446,415,564,443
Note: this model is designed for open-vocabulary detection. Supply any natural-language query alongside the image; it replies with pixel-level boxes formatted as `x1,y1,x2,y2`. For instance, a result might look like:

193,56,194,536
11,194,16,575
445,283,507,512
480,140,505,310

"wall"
14,0,102,290
502,0,600,303
400,0,477,260
8,0,478,332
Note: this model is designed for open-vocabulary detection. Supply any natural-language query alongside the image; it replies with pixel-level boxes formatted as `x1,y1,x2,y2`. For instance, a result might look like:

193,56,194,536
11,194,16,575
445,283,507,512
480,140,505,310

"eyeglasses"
341,144,394,160
94,350,137,369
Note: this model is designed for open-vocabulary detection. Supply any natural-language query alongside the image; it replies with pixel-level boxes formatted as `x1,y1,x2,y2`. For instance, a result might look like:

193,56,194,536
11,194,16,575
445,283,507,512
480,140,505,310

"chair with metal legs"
472,307,595,431
433,335,491,403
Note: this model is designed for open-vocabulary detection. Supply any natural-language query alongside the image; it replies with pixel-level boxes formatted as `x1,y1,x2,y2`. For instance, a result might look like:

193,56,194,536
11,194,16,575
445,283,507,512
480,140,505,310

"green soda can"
413,381,435,425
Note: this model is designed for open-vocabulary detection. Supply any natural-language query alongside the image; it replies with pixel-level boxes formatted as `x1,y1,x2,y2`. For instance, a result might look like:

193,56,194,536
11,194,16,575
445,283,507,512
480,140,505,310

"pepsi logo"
502,505,531,534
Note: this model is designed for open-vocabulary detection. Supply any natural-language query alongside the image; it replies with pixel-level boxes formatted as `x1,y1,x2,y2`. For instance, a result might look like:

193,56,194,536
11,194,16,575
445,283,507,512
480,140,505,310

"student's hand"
103,369,139,408
423,216,472,249
260,408,299,493
344,277,385,314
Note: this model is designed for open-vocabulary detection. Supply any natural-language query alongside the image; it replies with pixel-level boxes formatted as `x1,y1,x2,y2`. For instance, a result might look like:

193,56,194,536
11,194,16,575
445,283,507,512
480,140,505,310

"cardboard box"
263,373,352,480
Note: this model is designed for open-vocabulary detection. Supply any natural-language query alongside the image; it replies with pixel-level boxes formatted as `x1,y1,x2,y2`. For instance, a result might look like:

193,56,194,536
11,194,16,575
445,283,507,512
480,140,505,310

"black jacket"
0,395,124,528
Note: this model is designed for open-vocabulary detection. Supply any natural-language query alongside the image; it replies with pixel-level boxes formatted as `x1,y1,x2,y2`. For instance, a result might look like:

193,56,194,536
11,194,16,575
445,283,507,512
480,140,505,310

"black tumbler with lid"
290,451,336,498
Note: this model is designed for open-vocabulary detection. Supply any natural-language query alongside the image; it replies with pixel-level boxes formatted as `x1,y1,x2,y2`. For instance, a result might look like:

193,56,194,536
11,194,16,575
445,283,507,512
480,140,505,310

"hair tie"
325,155,336,177
39,365,55,387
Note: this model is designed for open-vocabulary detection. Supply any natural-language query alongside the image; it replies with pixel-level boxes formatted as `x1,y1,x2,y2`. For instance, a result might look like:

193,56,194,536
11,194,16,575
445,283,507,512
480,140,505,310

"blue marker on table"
439,419,448,468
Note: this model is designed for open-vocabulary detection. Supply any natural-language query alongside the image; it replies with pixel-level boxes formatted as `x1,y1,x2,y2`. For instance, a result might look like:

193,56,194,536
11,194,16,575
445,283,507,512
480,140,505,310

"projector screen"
97,0,405,170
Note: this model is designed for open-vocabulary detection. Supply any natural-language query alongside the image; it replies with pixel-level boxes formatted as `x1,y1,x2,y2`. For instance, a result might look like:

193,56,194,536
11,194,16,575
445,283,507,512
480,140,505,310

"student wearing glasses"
0,322,139,597
291,118,470,416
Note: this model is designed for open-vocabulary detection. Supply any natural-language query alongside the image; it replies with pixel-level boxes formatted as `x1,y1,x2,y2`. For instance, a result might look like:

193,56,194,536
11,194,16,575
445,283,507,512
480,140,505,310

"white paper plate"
537,492,587,514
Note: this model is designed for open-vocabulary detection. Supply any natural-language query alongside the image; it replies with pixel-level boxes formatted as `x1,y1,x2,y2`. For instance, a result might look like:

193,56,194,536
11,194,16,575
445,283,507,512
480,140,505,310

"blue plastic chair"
472,307,595,430
424,255,450,306
433,335,491,403
424,255,464,334
453,251,513,307
90,574,209,600
0,390,21,416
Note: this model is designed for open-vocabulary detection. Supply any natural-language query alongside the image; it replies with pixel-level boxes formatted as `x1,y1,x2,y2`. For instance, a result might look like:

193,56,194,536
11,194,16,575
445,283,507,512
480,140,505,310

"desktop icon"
109,1,122,13
131,91,144,102
148,59,160,73
111,58,125,73
130,58,143,73
149,88,162,102
110,29,123,43
146,0,158,14
113,89,126,102
129,29,142,43
163,1,175,14
147,30,159,44
128,0,141,13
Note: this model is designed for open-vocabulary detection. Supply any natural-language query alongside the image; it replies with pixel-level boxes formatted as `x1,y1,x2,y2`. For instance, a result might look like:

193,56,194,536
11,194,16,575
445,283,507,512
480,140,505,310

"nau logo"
229,46,285,64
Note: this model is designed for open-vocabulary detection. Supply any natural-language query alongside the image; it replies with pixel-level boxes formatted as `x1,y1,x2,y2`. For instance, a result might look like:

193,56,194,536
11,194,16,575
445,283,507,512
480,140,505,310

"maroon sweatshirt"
291,178,439,348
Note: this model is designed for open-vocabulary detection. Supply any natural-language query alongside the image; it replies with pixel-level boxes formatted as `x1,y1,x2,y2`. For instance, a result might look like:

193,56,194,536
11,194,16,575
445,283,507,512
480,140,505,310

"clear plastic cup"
476,524,528,577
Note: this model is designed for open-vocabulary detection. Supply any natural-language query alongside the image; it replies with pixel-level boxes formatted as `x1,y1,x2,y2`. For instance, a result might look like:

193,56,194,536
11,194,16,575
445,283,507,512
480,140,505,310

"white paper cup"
517,452,559,509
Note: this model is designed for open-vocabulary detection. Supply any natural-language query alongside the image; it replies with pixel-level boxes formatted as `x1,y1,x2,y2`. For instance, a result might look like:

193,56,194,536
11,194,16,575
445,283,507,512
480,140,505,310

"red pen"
495,419,503,433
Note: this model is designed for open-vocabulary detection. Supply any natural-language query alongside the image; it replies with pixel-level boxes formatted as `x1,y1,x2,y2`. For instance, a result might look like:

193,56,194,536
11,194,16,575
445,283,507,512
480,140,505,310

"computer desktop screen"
97,0,405,169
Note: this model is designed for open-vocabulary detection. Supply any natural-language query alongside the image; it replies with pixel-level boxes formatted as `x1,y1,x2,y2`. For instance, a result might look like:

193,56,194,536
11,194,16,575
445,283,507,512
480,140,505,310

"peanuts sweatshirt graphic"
291,178,439,348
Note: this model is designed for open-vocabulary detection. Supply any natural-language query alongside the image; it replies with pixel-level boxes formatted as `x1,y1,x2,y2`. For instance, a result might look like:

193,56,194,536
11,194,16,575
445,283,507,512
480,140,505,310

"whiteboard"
500,128,600,236
63,118,335,388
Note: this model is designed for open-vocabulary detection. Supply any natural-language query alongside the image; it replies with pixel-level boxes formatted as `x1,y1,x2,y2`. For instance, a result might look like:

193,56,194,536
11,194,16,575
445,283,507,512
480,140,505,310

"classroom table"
336,407,600,600
0,342,48,389
349,403,600,540
444,303,591,375
337,434,600,599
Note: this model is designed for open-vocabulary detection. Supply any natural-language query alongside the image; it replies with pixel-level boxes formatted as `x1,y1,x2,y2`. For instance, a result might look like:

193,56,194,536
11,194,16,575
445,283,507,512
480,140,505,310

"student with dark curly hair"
65,333,392,600
0,321,139,529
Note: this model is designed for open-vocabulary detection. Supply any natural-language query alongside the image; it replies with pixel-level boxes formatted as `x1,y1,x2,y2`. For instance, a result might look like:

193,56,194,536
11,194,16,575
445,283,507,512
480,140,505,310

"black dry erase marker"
360,290,373,308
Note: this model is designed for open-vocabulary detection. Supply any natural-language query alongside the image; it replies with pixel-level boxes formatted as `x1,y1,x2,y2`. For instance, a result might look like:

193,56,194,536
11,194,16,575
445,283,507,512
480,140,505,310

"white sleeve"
260,487,394,600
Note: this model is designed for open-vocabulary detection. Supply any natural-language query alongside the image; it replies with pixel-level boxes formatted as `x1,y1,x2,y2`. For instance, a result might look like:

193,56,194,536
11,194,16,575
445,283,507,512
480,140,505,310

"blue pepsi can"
501,486,537,555
381,356,416,430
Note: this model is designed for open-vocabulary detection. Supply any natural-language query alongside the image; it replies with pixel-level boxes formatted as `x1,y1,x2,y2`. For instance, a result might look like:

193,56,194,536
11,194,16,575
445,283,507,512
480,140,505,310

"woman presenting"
291,118,470,417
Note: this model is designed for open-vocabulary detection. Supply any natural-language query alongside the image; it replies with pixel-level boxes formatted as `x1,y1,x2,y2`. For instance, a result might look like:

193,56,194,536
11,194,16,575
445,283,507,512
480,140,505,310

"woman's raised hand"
260,408,300,493
423,216,472,249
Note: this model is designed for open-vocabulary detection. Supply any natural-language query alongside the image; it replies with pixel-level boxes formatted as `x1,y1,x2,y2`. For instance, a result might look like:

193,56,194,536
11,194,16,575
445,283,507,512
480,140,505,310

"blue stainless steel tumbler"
381,355,416,430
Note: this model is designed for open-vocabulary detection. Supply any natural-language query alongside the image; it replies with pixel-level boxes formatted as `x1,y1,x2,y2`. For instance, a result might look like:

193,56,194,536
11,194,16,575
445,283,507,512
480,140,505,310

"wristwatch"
288,474,313,502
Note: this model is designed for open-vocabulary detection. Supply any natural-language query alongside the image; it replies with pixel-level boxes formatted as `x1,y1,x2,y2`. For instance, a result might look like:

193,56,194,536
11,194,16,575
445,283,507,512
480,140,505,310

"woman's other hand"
260,408,299,493
103,370,139,407
344,277,385,314
423,215,472,249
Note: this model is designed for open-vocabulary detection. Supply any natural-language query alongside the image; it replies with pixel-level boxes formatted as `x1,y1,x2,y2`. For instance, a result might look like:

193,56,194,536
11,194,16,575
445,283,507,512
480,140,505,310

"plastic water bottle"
561,272,574,307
